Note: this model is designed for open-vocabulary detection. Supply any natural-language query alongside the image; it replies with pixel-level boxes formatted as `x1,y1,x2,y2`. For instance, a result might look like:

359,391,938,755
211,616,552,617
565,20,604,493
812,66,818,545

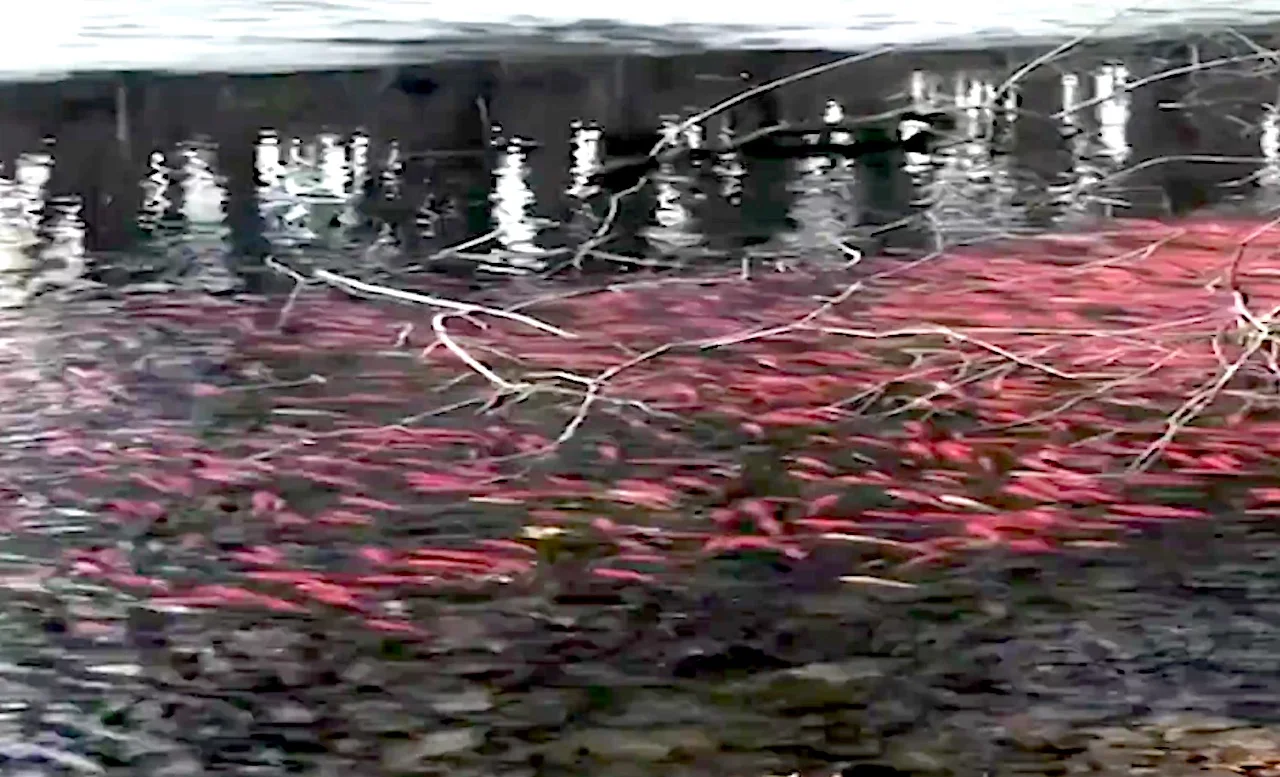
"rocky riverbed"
3,515,1276,777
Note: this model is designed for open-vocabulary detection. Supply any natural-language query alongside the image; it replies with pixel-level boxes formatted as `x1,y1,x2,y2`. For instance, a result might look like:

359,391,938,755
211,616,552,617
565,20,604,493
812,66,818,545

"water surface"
0,47,1276,291
0,38,1277,777
7,0,1280,77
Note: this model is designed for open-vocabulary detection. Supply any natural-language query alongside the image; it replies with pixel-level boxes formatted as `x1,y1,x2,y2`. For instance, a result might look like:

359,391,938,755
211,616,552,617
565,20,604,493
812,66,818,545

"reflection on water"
255,130,363,248
179,140,226,238
567,119,601,200
1,48,1280,777
0,154,43,284
1094,65,1132,165
916,72,1017,239
647,118,698,253
491,141,543,260
0,49,1278,287
138,149,170,236
1253,102,1280,210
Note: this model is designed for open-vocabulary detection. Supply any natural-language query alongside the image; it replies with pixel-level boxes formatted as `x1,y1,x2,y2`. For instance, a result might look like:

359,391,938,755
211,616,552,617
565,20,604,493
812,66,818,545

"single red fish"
296,580,364,609
230,546,285,566
591,568,656,582
363,618,428,636
703,535,805,559
130,472,195,496
158,585,307,613
106,500,167,520
316,510,375,526
339,494,406,512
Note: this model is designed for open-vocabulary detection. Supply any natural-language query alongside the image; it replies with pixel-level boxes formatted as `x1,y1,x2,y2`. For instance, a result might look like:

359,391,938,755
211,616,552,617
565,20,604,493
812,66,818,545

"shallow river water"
1,12,1280,777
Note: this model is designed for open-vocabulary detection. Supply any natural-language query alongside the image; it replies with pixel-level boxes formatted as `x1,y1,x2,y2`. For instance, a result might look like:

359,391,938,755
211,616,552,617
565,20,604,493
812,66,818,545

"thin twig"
312,269,576,338
655,46,901,157
1056,51,1280,120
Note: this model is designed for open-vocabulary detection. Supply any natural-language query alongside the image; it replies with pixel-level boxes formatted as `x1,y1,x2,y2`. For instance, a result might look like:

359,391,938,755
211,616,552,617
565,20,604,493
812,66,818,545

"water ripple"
7,1,1280,77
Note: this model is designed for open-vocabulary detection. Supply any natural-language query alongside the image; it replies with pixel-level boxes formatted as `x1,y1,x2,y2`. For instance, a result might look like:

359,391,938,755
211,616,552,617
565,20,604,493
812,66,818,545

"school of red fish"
28,216,1280,637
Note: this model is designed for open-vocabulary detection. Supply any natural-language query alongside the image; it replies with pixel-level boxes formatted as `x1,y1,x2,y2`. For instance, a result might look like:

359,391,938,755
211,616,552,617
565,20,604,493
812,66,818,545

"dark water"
2,42,1280,777
0,42,1276,297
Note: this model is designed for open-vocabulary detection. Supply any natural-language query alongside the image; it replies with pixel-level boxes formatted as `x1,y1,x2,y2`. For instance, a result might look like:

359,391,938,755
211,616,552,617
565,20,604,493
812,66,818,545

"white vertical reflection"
173,138,237,291
568,120,601,199
44,196,85,270
787,155,849,253
1259,102,1280,203
138,150,170,234
565,121,605,244
255,130,359,243
0,153,49,276
1263,104,1279,171
350,131,369,194
910,70,931,109
1058,72,1096,215
714,112,745,204
255,130,298,239
915,72,1015,237
904,70,942,182
1095,65,1130,164
256,131,283,191
1055,66,1132,221
317,133,348,199
648,117,697,251
14,154,50,236
179,140,226,234
382,140,401,201
491,140,540,258
823,99,843,124
1062,73,1079,116
783,98,853,252
825,99,855,146
312,132,354,232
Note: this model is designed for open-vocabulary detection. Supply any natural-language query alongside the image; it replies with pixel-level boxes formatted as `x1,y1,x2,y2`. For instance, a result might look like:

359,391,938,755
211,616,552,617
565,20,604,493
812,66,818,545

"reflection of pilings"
382,60,496,152
841,66,918,239
738,53,791,126
596,55,668,139
838,57,912,125
0,118,42,178
1126,54,1202,214
665,52,739,122
593,52,782,138
114,77,134,162
491,60,587,228
1010,74,1069,228
213,116,271,270
386,61,497,252
737,157,793,249
778,51,887,122
208,71,372,139
1176,46,1268,212
45,94,144,253
580,56,616,128
1069,70,1101,139
1126,49,1267,215
605,183,657,258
